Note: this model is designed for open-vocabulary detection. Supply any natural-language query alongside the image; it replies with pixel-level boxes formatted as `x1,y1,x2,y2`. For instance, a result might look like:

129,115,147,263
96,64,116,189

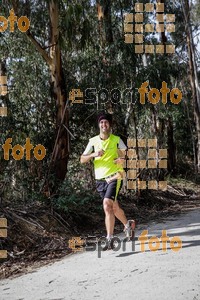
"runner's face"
99,119,110,134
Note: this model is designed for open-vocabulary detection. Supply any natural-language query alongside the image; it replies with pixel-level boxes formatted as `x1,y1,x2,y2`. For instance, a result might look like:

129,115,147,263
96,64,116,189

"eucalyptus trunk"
48,0,69,181
182,0,200,173
25,1,70,185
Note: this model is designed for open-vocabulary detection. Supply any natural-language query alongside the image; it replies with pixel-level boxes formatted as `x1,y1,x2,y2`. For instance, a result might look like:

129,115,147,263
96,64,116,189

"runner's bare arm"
80,153,94,163
80,150,104,164
81,140,106,163
114,141,127,164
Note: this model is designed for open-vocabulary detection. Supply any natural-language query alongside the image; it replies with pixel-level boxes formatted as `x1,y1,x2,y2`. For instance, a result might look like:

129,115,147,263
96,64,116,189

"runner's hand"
105,172,123,184
105,178,111,184
114,158,124,165
93,149,105,157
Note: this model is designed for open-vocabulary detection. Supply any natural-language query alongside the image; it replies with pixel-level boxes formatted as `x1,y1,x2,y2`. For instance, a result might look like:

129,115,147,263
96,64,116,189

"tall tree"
181,0,200,173
11,0,70,188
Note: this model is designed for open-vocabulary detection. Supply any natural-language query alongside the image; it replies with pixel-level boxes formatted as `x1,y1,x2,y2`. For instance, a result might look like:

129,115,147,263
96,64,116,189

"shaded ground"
0,179,199,280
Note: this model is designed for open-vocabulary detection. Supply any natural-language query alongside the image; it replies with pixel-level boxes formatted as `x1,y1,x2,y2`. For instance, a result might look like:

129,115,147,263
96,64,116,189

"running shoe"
124,220,135,240
102,237,114,251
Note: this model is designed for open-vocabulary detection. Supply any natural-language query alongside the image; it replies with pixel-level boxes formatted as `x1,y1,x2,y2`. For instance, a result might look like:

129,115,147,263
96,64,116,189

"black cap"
97,112,112,125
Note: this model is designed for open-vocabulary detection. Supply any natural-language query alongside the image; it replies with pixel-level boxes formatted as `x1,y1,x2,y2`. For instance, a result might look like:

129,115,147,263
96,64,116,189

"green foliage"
52,179,99,214
0,0,199,206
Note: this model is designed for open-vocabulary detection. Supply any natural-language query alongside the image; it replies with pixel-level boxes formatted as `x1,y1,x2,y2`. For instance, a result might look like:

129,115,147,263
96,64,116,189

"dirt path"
0,209,200,300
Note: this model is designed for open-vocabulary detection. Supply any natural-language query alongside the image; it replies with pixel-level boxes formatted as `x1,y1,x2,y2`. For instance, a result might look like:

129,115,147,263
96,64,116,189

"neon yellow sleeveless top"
89,134,124,179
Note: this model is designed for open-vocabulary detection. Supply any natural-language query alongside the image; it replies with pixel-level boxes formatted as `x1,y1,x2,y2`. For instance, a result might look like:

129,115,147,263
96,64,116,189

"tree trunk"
13,0,71,187
11,0,70,188
97,2,104,48
48,0,69,181
167,118,176,172
96,0,114,112
103,0,114,44
0,60,8,206
182,0,200,173
156,0,167,46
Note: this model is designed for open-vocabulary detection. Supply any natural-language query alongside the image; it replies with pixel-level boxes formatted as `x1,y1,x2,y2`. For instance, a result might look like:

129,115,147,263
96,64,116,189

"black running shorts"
96,179,123,201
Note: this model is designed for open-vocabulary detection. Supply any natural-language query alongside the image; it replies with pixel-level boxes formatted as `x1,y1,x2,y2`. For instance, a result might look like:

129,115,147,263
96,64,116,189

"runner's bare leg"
113,200,128,225
103,198,115,236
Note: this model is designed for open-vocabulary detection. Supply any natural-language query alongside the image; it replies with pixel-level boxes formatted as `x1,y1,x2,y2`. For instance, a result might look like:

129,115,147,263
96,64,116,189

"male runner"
80,112,135,248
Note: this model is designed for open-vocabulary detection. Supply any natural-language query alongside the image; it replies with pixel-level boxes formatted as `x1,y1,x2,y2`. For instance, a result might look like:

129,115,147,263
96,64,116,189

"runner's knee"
103,198,113,214
103,203,113,214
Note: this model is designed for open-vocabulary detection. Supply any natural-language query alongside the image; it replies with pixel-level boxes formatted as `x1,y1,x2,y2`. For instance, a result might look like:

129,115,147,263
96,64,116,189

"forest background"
0,0,200,277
